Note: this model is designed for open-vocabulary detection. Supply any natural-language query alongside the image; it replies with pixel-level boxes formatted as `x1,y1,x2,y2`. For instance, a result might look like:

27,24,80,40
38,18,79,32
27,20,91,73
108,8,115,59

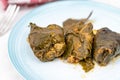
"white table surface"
0,0,120,80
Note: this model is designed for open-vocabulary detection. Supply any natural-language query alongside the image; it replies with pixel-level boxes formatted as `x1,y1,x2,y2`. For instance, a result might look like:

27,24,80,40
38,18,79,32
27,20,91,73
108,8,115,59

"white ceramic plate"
8,1,120,80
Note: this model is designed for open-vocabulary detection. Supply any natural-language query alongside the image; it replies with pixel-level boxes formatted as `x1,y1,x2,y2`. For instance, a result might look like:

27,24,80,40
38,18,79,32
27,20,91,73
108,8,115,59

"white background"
0,0,120,80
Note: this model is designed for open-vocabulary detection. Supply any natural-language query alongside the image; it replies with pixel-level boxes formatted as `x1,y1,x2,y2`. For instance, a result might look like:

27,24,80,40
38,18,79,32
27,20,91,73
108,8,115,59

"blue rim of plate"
8,0,120,80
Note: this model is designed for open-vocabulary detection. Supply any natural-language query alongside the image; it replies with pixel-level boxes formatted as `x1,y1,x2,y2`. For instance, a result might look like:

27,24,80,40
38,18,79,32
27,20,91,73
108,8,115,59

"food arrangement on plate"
28,12,120,72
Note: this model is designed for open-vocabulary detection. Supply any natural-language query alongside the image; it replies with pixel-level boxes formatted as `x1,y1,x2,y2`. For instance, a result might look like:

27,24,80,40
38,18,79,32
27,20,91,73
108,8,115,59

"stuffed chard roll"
62,17,94,72
63,19,94,61
28,23,66,62
93,28,120,66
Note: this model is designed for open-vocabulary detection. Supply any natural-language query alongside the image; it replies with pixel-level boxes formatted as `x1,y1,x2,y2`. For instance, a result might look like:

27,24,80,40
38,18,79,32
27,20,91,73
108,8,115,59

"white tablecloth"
0,0,120,80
